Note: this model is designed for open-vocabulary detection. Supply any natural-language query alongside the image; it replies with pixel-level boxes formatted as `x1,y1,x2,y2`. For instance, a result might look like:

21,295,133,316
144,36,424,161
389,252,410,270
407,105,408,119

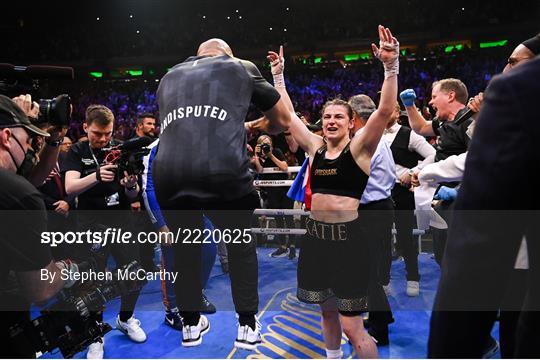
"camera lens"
37,94,72,127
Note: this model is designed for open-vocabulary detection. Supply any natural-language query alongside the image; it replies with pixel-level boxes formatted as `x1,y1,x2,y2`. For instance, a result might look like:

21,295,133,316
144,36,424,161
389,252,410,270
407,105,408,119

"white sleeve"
409,131,436,171
418,152,467,184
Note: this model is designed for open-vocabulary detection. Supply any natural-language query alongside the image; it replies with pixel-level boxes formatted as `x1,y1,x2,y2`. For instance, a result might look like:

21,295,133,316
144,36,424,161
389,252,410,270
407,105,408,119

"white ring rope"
251,228,307,235
252,208,426,238
260,166,301,174
251,228,425,236
253,208,310,216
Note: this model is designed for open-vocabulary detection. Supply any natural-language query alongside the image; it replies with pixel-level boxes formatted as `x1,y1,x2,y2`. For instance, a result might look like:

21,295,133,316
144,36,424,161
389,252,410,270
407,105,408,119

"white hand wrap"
271,57,285,87
273,73,285,88
374,40,400,79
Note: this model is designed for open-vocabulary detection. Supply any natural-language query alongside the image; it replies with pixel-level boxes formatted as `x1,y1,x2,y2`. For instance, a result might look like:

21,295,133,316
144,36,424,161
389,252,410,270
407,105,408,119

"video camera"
0,63,74,128
8,260,147,358
102,136,153,177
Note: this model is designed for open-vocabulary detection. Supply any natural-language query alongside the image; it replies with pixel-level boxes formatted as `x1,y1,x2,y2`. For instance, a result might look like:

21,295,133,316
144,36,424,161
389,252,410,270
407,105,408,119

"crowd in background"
63,46,506,142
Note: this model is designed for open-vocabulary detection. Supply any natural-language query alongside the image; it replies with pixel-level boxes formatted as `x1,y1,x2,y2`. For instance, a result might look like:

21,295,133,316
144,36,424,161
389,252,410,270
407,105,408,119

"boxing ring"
39,167,472,359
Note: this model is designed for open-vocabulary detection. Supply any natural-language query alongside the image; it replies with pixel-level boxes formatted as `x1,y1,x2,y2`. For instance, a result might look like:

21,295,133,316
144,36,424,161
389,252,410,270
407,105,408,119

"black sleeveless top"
310,143,369,200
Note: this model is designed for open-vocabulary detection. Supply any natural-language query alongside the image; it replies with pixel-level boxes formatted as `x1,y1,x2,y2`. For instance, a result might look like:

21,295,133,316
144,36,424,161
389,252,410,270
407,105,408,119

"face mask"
8,133,38,178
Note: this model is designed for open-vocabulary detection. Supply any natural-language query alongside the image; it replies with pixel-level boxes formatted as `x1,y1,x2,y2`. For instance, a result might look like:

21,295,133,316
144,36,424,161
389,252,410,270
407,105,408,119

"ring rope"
254,208,310,216
260,166,301,174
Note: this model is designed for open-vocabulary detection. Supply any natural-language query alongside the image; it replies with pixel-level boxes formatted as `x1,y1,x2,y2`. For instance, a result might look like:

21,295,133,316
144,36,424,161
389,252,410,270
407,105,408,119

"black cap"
0,95,49,137
522,33,540,56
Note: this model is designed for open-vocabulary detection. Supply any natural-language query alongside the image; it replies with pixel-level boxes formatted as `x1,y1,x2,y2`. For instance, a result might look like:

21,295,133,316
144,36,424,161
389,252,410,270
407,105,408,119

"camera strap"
88,142,102,182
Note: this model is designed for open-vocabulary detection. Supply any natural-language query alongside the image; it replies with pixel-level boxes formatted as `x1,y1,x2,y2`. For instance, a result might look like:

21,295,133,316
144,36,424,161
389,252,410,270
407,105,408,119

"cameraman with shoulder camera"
0,95,77,358
63,105,146,358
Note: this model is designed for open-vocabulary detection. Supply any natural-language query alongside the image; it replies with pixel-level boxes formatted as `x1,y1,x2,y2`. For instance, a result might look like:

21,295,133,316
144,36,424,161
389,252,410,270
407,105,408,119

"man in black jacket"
0,95,71,358
64,105,146,358
428,56,540,358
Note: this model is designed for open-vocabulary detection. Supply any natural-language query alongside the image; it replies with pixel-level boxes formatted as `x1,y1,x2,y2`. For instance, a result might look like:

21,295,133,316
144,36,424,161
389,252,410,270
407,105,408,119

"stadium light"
344,53,371,61
89,72,103,78
127,69,143,76
480,40,508,48
444,44,464,53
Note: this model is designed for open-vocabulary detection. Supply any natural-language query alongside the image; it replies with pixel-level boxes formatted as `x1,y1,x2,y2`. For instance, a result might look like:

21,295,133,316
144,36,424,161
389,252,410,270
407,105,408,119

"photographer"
11,94,69,188
0,95,73,358
253,135,296,258
63,105,146,358
252,134,288,173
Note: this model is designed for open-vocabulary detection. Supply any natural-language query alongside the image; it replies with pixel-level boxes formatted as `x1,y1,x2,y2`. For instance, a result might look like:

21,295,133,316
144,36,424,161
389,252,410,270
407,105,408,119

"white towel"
414,182,447,230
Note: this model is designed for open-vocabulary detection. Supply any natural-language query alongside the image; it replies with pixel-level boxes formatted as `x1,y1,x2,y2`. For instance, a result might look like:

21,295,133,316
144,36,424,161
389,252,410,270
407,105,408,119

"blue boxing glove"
400,89,417,107
434,186,458,201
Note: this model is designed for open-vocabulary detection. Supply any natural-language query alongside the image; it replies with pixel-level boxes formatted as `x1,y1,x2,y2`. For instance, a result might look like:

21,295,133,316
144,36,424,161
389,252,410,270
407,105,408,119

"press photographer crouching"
0,95,86,358
63,105,147,358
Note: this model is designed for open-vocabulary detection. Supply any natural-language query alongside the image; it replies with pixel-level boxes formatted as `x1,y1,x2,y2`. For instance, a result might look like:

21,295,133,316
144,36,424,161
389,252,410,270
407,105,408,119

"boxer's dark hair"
321,99,353,120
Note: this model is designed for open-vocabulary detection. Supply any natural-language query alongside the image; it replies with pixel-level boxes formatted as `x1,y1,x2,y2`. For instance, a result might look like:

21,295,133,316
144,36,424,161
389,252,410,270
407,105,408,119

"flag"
287,157,312,209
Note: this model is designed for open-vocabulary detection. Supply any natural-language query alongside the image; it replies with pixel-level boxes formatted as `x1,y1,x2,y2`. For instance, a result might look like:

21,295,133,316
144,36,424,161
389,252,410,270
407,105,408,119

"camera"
102,136,153,177
8,261,147,358
0,64,74,128
261,143,271,154
36,94,72,128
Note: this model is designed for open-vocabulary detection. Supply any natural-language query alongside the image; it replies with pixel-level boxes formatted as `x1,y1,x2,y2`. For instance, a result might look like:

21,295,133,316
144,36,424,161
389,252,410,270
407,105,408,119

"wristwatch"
408,169,415,177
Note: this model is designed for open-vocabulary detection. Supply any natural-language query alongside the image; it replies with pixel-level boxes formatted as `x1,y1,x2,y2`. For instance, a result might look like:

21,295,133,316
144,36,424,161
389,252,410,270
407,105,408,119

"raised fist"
400,89,417,107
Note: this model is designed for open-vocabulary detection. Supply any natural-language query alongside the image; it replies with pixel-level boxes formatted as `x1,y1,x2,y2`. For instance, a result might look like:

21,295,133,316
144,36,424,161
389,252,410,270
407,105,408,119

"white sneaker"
235,319,262,350
87,338,104,359
182,315,210,347
406,281,420,297
116,315,147,343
